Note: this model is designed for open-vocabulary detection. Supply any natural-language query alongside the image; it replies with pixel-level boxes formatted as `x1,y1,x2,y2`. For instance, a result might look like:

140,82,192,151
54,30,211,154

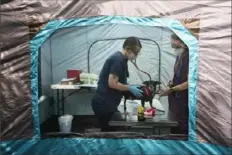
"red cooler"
67,70,82,82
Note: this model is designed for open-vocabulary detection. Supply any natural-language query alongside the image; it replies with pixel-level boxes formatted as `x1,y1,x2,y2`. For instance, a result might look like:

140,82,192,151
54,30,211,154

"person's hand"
168,80,173,87
159,87,172,97
128,85,143,98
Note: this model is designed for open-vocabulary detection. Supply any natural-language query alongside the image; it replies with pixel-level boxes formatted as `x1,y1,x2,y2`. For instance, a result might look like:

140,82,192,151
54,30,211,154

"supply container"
58,114,73,133
67,70,82,82
137,106,145,121
117,100,139,120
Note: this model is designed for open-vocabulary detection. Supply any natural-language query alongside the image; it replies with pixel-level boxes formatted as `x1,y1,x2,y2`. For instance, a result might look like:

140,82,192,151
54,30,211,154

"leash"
130,59,152,82
123,59,152,119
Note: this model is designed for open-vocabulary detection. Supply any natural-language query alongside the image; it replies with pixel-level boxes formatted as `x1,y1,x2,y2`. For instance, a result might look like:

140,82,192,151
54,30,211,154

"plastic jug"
58,114,73,133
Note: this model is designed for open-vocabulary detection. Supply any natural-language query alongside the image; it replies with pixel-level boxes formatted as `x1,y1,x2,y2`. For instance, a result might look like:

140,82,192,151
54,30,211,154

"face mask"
174,48,184,56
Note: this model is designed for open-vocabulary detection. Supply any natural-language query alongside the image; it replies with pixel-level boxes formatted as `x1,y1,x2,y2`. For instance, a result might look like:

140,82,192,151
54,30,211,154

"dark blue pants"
91,95,115,132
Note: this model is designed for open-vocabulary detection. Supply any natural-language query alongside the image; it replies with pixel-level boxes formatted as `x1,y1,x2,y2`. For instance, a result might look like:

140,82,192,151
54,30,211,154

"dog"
122,80,161,112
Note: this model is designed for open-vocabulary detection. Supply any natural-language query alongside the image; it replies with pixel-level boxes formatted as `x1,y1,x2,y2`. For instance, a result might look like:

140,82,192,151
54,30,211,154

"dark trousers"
95,112,115,132
171,126,182,134
171,122,188,135
91,95,116,132
168,93,188,135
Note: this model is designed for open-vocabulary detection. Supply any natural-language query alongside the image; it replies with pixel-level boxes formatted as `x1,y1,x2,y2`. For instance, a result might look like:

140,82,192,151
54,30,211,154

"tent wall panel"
39,39,52,124
0,14,34,140
195,4,232,146
51,27,89,83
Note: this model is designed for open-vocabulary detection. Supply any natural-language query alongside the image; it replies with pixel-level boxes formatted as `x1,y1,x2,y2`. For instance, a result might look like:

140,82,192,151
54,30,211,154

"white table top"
51,84,97,89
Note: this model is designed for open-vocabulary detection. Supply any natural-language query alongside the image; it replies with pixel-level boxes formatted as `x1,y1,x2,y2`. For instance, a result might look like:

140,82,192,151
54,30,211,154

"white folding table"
51,84,97,115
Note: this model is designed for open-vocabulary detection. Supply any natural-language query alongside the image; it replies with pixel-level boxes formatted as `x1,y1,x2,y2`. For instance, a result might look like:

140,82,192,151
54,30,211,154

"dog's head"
142,80,161,95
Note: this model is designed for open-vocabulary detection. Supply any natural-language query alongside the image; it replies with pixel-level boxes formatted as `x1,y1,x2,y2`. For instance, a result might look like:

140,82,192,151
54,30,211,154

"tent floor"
40,115,188,140
40,115,102,134
40,115,128,134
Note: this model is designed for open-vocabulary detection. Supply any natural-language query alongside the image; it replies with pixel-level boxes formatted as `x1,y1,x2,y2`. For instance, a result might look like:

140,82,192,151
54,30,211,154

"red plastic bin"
67,70,82,82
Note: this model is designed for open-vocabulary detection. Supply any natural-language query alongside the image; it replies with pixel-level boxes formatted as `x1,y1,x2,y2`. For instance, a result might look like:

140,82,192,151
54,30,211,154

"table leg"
124,101,127,120
124,126,129,131
62,89,64,115
57,89,59,115
50,89,54,115
153,127,156,134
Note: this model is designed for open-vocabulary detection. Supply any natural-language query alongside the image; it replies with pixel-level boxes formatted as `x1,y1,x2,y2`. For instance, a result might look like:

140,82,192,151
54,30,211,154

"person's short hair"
123,36,142,53
171,33,185,44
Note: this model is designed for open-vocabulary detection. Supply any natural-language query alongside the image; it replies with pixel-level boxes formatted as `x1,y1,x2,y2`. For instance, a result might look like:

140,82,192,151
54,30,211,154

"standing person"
92,36,143,132
159,33,189,135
